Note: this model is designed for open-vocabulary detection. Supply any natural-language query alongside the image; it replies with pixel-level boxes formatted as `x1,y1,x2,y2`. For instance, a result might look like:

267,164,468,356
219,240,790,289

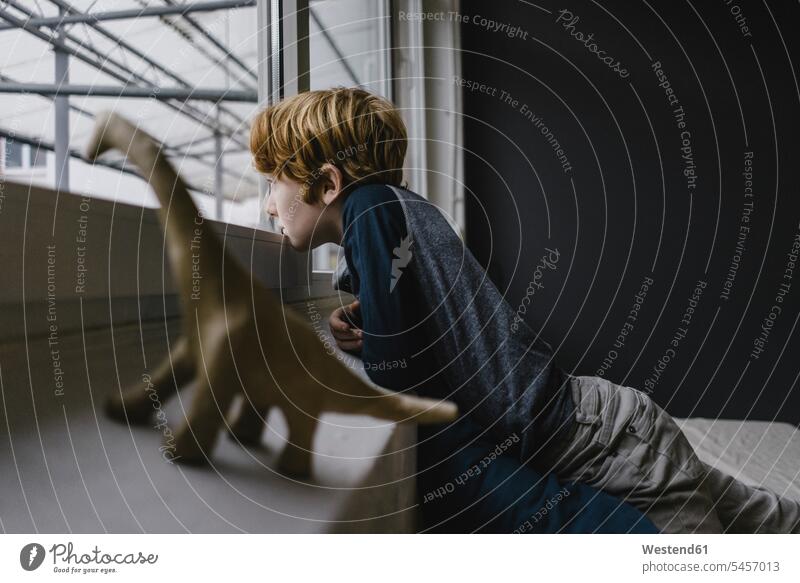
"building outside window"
1,138,47,172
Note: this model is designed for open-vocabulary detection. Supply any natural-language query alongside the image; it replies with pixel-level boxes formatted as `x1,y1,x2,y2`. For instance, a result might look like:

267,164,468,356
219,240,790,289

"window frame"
254,0,463,279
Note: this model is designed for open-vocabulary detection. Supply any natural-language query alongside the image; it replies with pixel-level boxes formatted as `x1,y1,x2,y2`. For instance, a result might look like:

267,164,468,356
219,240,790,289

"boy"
250,87,796,533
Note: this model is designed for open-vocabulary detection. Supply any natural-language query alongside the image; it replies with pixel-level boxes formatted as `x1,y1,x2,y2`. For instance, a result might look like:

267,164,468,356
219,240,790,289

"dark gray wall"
461,0,800,423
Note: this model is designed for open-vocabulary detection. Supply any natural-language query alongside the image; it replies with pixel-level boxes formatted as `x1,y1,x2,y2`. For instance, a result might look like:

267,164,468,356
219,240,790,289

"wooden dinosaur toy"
84,112,457,477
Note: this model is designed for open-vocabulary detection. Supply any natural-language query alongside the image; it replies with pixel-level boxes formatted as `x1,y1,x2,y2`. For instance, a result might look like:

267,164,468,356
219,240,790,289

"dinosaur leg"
170,357,238,465
277,408,318,478
228,399,271,446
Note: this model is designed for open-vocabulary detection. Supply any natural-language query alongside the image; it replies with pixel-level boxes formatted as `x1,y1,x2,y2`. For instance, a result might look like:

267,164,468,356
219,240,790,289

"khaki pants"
534,375,800,533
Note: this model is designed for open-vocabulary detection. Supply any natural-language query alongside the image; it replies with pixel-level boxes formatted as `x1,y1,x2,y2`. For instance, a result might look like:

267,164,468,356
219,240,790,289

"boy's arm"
329,299,363,353
343,194,434,394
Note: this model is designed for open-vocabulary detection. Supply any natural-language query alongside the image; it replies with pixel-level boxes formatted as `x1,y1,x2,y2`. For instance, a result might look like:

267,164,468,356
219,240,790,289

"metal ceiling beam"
166,133,220,152
0,72,91,117
0,74,255,191
39,0,256,111
53,9,69,192
0,82,258,102
0,129,257,198
0,1,261,200
39,0,256,152
174,146,249,158
44,0,256,93
161,0,257,82
0,128,155,185
0,0,256,30
0,2,247,145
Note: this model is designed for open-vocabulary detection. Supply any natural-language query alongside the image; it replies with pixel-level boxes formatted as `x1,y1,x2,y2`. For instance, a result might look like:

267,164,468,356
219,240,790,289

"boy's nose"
264,190,278,218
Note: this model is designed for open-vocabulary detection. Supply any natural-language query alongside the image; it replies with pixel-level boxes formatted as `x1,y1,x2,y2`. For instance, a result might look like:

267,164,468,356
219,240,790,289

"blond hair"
250,87,408,202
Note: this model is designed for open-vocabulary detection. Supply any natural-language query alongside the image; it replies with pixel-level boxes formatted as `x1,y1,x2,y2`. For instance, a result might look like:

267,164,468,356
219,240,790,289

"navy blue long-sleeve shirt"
341,185,438,396
338,183,658,533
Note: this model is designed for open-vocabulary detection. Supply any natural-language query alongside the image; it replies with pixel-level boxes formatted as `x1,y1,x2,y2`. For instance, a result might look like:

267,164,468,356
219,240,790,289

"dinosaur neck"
132,144,248,309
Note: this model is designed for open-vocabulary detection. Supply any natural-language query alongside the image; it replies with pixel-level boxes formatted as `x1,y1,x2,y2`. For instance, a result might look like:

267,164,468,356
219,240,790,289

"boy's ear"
319,163,344,205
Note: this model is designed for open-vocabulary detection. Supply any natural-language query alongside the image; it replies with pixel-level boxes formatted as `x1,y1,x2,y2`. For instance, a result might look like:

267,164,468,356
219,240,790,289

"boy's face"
264,174,326,251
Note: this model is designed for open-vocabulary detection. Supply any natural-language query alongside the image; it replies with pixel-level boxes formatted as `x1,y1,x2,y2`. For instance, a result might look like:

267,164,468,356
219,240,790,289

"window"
30,146,47,168
308,0,393,271
0,2,260,227
309,0,392,97
1,139,46,172
4,139,23,169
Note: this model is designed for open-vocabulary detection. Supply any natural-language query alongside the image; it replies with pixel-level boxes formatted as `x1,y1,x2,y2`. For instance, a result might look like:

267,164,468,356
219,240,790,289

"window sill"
0,180,312,341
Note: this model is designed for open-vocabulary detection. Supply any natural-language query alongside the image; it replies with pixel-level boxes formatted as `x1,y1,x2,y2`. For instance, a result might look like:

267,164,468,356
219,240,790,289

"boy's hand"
329,300,363,353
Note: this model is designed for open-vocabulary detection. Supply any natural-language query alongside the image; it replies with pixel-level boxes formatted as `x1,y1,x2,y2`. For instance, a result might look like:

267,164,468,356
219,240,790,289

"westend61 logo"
19,541,158,574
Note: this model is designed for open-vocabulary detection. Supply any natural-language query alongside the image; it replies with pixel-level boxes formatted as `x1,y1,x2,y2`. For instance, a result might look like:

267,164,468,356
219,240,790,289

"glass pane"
309,0,392,270
309,0,391,96
4,139,24,168
0,4,261,227
30,146,47,168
